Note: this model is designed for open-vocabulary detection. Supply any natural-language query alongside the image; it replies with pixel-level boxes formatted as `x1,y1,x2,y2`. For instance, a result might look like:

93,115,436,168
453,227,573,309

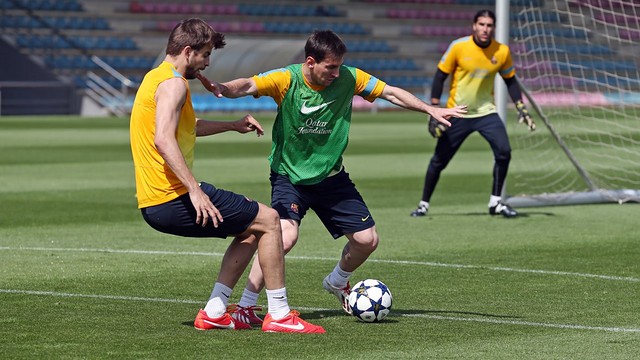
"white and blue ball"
348,279,392,322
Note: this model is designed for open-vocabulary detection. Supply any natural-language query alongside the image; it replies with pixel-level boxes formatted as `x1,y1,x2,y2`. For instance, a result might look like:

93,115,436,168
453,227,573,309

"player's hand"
189,188,223,228
516,100,536,131
429,104,467,127
196,73,223,98
235,114,264,137
428,116,447,138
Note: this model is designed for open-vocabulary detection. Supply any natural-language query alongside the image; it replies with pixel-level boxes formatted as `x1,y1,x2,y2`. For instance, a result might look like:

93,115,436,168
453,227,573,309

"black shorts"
270,169,375,239
141,182,259,238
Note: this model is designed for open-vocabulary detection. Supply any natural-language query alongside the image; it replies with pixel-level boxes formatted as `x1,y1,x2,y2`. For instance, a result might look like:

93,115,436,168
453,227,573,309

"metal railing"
84,55,137,117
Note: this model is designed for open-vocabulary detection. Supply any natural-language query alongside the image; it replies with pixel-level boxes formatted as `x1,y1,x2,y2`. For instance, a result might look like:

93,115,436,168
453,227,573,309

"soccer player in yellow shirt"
411,9,535,218
130,18,324,333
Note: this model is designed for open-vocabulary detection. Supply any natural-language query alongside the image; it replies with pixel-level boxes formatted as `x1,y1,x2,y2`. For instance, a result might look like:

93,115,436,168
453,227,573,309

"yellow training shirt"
439,36,516,118
130,61,196,208
252,66,385,105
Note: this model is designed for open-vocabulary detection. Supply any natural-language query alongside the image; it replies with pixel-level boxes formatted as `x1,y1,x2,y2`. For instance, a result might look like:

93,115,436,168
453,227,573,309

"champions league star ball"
348,279,393,322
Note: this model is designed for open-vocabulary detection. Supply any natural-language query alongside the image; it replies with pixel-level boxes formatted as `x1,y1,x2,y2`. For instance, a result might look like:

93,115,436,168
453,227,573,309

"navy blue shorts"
141,182,259,238
270,169,375,239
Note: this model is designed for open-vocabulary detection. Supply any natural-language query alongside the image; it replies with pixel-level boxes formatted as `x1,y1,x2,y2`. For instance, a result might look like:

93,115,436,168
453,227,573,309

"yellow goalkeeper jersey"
130,61,196,208
439,35,516,118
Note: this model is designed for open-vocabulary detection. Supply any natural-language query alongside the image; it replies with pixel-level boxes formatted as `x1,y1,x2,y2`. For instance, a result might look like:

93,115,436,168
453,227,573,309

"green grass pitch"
0,112,638,359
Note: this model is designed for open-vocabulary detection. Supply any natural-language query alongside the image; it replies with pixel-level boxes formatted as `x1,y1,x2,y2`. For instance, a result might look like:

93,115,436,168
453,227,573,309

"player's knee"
495,150,511,164
254,204,281,233
280,219,299,253
282,235,298,253
351,228,379,253
429,156,449,172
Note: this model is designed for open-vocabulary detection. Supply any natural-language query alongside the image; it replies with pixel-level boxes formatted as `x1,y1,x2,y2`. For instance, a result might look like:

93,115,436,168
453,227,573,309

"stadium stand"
0,0,636,115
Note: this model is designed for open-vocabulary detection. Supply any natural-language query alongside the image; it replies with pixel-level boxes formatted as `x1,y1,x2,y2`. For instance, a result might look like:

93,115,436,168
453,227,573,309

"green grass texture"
1,113,638,359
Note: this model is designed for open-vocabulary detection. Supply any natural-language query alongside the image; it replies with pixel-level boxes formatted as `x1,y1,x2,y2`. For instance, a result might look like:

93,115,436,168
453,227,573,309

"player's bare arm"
196,73,258,98
155,77,223,227
379,84,467,126
196,114,264,137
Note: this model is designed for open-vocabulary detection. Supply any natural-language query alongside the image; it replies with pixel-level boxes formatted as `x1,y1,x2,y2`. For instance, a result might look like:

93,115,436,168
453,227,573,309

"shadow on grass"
395,308,522,319
179,308,521,328
420,210,556,218
288,308,519,322
304,309,400,324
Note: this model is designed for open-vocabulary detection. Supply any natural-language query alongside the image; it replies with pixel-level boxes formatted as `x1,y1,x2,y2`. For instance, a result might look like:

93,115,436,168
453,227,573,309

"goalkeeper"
410,9,535,218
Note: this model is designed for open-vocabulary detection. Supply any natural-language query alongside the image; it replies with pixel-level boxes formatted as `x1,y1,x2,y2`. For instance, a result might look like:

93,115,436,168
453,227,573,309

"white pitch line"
1,246,639,283
0,289,201,304
1,289,639,333
402,314,640,333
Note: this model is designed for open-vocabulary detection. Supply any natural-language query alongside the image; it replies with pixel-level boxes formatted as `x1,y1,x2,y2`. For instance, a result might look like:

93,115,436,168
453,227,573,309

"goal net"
505,0,640,207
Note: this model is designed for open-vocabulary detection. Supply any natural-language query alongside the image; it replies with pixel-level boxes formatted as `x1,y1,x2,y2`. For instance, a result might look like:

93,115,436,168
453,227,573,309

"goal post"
498,0,640,207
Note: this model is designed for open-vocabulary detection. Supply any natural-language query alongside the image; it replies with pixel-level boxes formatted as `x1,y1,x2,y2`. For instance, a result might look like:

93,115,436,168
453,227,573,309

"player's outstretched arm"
379,84,467,126
196,73,257,98
195,115,264,137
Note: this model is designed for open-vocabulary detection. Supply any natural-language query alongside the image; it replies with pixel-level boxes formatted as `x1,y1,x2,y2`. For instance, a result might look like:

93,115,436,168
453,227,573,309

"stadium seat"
569,0,631,8
521,77,576,88
618,29,640,41
527,44,613,55
515,28,590,39
511,11,562,22
554,60,636,72
387,9,475,20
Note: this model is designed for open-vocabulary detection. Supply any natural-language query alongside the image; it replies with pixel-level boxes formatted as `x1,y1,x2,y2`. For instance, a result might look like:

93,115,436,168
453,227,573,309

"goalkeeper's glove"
428,115,447,138
516,100,536,131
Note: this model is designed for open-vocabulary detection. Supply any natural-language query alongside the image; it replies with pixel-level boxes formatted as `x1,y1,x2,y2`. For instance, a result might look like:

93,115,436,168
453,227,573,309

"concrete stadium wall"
0,38,79,115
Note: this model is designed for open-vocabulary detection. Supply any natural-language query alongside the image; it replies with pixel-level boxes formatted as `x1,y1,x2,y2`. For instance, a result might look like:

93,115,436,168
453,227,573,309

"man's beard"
184,67,198,80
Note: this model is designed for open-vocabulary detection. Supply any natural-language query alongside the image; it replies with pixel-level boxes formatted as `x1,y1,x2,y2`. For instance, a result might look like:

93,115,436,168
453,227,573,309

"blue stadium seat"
511,12,562,22
554,60,636,72
515,27,590,39
529,44,613,55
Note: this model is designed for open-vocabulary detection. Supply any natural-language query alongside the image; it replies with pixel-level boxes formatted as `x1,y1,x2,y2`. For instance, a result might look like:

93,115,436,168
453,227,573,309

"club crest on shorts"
290,203,299,214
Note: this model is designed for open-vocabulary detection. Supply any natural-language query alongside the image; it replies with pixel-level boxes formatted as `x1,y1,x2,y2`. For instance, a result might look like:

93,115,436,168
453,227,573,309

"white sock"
238,288,260,308
209,282,233,307
265,288,290,320
203,297,226,318
328,263,351,288
488,195,501,207
418,200,429,209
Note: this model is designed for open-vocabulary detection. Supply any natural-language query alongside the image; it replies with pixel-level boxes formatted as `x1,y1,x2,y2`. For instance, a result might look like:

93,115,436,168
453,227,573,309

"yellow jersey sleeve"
354,68,386,102
252,68,292,105
499,50,516,79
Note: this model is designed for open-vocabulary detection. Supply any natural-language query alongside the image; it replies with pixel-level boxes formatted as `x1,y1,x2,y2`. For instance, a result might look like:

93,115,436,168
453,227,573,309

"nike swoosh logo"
203,319,234,329
300,100,335,115
361,215,370,221
270,321,305,330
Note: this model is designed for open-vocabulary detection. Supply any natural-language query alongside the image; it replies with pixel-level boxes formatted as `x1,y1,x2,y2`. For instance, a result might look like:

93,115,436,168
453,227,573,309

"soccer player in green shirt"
197,30,467,325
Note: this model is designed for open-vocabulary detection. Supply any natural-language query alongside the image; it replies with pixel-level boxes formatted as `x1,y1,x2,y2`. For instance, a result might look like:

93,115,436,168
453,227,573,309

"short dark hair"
166,18,226,56
474,9,496,25
304,30,347,63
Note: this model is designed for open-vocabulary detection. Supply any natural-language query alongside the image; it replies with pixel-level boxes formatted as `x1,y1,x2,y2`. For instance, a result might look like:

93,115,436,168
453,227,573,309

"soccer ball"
348,279,392,322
